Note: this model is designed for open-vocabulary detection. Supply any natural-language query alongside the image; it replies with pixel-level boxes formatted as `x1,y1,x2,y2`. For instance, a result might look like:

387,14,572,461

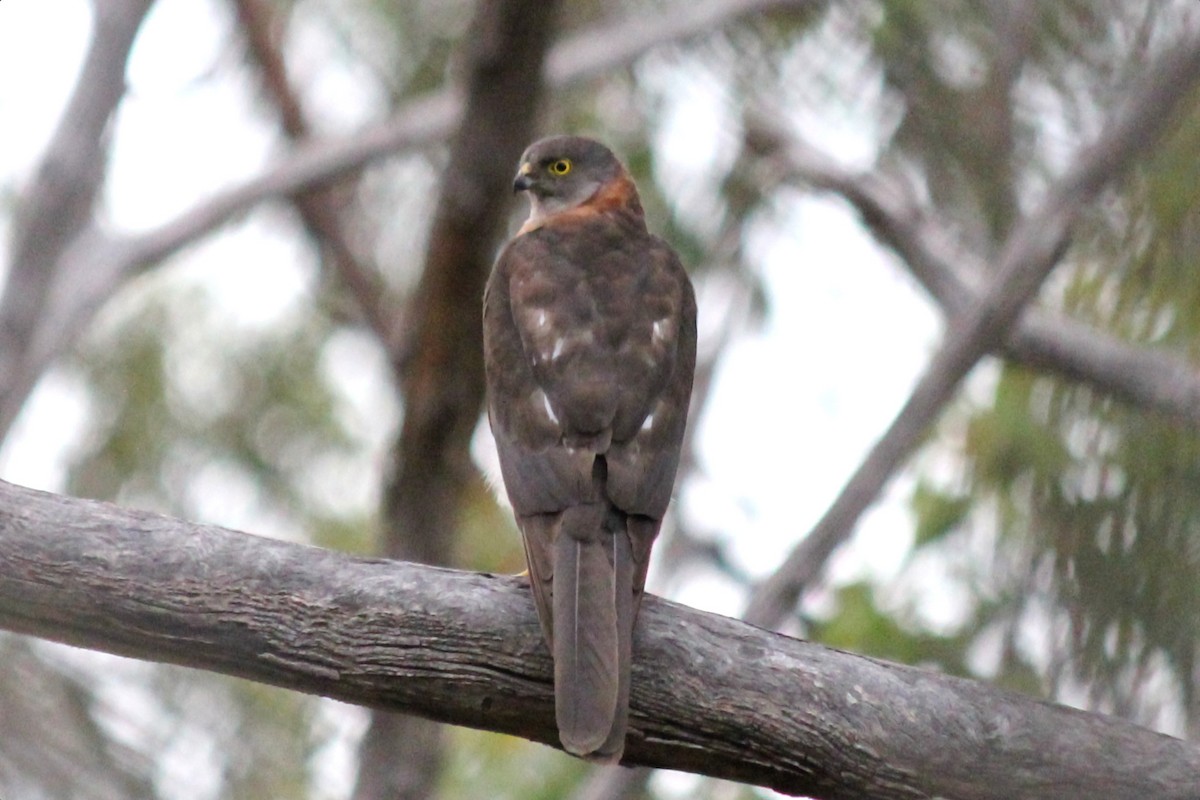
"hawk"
483,135,697,760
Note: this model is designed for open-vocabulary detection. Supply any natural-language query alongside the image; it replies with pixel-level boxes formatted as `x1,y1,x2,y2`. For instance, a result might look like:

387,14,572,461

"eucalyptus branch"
1,479,1197,800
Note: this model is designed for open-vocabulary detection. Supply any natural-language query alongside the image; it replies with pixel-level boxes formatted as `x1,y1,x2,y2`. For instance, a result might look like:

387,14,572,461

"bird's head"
513,135,626,221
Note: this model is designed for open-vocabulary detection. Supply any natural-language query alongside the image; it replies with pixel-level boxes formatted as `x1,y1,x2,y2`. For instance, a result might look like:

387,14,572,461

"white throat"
522,180,602,231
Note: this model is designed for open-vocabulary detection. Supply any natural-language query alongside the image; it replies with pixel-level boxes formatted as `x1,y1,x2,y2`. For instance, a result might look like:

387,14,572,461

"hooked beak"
513,163,534,193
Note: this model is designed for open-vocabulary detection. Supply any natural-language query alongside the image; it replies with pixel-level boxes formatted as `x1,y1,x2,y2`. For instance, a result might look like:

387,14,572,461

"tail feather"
552,507,634,760
597,525,633,758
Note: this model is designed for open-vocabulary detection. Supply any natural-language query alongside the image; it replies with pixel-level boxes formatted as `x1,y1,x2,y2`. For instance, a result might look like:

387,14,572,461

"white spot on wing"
540,392,560,425
551,338,565,360
641,413,655,432
652,317,672,345
536,311,547,328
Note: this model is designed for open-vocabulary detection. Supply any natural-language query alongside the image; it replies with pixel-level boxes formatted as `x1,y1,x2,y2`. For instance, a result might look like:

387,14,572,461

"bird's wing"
602,238,698,518
483,234,595,515
485,224,697,568
601,237,697,602
484,233,597,674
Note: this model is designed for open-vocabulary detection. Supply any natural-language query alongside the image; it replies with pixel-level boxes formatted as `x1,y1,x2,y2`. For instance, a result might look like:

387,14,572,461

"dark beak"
513,173,534,193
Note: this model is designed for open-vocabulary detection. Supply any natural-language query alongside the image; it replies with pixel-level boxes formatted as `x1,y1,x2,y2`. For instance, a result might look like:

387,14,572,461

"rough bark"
0,479,1196,800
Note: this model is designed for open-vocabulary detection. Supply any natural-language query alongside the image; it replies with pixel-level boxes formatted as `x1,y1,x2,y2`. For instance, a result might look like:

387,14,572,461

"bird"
482,135,697,761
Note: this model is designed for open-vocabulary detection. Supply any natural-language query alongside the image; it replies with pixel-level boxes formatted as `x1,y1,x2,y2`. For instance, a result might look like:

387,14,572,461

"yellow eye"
548,159,572,176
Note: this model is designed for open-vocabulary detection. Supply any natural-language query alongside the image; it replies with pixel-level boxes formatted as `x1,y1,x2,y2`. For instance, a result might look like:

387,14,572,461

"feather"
518,514,557,647
597,519,634,758
552,505,634,759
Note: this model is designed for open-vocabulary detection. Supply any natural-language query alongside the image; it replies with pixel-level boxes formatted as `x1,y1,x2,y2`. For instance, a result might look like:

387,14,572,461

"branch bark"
744,31,1200,627
0,479,1197,800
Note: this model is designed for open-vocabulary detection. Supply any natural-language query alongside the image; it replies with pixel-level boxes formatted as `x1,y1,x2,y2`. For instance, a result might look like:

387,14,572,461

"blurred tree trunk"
351,1,560,797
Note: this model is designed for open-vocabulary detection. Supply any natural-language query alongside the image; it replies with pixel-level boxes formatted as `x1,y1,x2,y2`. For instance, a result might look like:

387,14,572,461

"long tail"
552,505,634,761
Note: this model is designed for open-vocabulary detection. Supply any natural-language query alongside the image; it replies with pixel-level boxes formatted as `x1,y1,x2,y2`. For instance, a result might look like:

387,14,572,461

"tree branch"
744,31,1200,628
748,122,1200,428
0,0,155,438
0,479,1196,800
544,0,810,84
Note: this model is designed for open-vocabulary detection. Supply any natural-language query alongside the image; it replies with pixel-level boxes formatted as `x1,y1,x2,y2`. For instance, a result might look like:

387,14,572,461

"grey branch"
751,123,1200,427
1,479,1198,800
744,31,1200,628
0,0,155,438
